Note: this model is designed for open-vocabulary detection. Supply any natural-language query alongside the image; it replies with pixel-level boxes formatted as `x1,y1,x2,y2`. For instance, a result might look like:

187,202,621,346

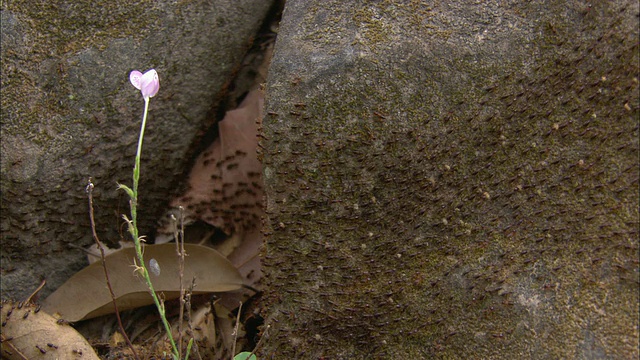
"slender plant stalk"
179,214,186,359
176,208,194,360
124,97,179,358
247,324,270,360
185,279,200,360
86,180,139,360
23,279,46,304
173,207,187,358
232,301,243,358
185,338,194,360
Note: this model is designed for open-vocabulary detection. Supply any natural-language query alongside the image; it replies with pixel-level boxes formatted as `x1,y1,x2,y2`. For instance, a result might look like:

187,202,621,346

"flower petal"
140,69,159,99
129,70,143,90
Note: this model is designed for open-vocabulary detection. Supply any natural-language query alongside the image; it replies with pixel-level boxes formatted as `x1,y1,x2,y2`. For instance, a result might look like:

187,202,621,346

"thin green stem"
127,97,179,358
131,97,149,226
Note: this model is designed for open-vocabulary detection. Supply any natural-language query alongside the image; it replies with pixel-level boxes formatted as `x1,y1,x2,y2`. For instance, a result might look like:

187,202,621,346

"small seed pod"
149,258,161,277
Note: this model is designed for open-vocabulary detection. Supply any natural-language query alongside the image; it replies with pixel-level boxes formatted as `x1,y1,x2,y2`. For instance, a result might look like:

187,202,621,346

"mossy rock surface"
0,0,274,299
259,0,638,358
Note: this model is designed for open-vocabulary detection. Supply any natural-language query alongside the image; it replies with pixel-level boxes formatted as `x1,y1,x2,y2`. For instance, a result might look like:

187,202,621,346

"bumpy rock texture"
1,0,274,299
260,0,638,358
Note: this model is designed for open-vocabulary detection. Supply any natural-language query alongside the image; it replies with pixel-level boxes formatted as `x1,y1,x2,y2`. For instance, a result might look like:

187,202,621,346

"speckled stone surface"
1,0,274,299
259,0,638,358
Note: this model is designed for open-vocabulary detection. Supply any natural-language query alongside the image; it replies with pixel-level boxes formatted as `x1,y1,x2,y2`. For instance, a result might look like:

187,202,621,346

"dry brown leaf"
1,300,100,359
212,302,245,360
155,89,266,313
188,304,217,351
159,89,264,238
217,228,263,310
42,244,244,322
228,228,262,289
188,302,244,360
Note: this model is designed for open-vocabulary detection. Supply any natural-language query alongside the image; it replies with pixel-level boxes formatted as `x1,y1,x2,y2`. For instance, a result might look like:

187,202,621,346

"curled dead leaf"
1,299,100,359
188,302,245,359
158,89,264,238
155,90,266,310
42,244,244,322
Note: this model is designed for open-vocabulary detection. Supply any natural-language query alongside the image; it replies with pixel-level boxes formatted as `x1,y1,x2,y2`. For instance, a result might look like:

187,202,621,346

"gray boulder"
1,1,274,299
259,0,638,358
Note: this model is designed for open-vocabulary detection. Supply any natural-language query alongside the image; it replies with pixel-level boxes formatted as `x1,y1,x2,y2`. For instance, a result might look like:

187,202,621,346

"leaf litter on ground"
1,299,100,359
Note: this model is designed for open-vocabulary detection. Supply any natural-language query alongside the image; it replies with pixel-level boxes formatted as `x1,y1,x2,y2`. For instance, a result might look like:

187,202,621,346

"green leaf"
116,182,135,199
234,352,257,360
185,338,194,360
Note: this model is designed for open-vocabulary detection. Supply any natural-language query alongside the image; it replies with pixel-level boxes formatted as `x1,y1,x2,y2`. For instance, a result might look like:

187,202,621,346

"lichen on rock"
259,0,638,358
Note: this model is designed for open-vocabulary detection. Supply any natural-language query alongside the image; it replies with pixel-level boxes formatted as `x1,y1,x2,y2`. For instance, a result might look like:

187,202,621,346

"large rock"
260,0,638,358
0,0,274,299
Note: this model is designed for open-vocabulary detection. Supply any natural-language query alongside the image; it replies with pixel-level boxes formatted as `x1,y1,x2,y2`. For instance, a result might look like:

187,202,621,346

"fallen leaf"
1,300,100,359
217,228,263,310
156,90,266,312
158,89,264,238
42,244,244,322
188,304,217,352
169,301,245,359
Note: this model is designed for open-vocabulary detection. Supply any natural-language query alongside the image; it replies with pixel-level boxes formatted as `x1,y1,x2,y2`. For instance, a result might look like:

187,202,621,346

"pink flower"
130,69,159,100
